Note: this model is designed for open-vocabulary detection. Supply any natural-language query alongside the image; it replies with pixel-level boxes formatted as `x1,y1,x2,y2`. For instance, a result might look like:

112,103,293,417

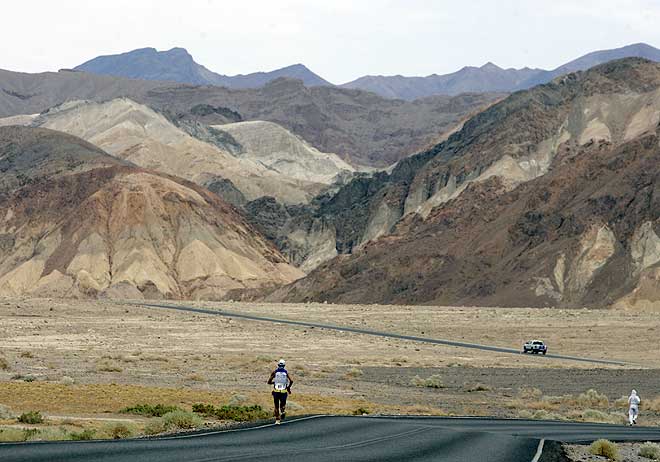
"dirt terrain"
1,298,659,435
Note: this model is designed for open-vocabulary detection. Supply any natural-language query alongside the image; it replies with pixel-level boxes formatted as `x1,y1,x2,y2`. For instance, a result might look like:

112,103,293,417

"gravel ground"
565,441,660,461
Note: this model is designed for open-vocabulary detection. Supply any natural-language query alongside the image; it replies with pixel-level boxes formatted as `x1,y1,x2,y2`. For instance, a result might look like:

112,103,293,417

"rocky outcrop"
212,121,356,185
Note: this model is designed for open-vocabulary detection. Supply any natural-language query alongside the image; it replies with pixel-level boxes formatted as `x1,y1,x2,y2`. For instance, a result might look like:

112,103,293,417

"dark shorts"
272,391,288,410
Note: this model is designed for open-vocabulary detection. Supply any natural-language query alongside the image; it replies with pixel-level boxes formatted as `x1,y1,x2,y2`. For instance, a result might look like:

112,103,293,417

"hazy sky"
3,0,660,83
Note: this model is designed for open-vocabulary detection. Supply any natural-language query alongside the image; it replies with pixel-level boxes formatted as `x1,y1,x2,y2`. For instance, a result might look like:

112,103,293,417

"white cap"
278,359,286,367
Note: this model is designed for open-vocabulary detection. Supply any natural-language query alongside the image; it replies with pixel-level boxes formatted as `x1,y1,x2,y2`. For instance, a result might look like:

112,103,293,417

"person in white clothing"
628,389,640,425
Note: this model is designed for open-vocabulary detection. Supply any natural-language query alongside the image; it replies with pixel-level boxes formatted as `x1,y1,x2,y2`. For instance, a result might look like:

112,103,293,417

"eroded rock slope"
0,126,302,299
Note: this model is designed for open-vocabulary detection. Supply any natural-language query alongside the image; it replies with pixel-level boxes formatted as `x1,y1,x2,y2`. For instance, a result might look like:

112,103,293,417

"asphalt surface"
138,302,630,366
2,416,660,462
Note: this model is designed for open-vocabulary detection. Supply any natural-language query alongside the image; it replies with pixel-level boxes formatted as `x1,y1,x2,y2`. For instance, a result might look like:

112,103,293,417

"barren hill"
269,58,660,308
0,126,302,299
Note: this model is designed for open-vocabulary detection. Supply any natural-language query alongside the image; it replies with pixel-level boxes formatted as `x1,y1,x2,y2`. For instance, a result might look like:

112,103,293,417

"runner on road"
628,389,641,426
268,359,294,424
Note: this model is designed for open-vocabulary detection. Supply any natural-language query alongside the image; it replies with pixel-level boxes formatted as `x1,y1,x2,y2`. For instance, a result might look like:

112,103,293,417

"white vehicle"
522,340,547,355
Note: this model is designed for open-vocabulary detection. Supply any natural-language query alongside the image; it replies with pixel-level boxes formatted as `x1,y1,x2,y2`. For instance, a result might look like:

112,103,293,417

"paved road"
138,302,630,366
2,416,660,462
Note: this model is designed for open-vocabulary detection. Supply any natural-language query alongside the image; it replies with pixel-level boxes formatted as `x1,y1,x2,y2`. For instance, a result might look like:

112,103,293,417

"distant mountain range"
342,43,660,98
75,43,660,99
75,47,331,88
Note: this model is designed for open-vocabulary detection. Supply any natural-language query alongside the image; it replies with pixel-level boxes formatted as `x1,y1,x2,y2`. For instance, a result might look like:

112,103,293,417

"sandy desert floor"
0,298,659,439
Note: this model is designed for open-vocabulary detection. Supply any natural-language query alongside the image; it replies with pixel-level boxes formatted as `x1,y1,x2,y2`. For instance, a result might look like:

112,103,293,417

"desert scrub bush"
346,368,363,378
140,354,168,362
540,395,569,405
466,383,490,392
120,404,180,417
103,422,135,439
411,374,444,389
518,409,564,421
97,362,122,373
192,404,269,422
69,429,96,441
143,418,167,435
352,407,370,415
614,395,629,407
568,409,620,424
0,356,9,370
161,410,203,429
639,442,660,460
18,411,44,424
20,351,34,359
518,387,543,399
576,389,609,408
647,397,660,412
589,439,619,460
186,373,206,382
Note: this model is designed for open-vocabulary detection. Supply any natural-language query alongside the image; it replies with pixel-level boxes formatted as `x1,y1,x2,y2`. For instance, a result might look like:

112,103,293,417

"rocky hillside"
0,68,502,167
269,58,660,308
142,80,502,167
0,126,302,299
342,43,660,99
21,98,334,205
75,47,331,87
211,120,356,185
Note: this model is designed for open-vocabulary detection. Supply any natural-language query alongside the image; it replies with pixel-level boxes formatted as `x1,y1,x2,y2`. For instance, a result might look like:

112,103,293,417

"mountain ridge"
342,43,660,99
73,43,660,100
75,47,331,88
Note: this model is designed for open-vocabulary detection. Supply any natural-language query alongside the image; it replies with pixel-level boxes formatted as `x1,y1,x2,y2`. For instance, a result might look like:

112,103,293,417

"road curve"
138,302,630,366
2,416,660,462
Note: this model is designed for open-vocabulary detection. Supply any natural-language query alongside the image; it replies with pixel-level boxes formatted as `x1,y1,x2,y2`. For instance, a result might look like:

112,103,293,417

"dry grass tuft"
569,409,622,424
589,439,619,460
97,362,123,373
646,397,660,412
161,410,203,429
639,442,660,460
186,373,206,382
411,375,444,389
518,409,565,421
0,356,9,371
465,383,490,393
518,387,542,400
575,389,609,408
102,422,136,439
